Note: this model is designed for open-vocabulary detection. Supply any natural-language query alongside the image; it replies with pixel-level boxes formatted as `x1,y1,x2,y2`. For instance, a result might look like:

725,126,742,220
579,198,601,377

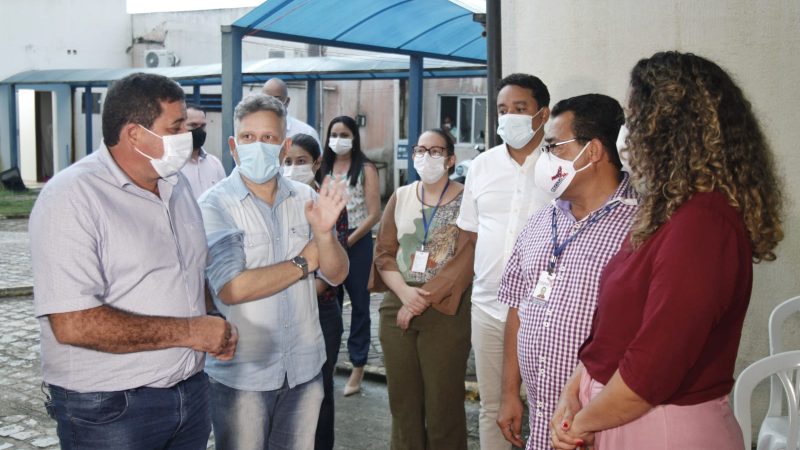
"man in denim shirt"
199,93,349,449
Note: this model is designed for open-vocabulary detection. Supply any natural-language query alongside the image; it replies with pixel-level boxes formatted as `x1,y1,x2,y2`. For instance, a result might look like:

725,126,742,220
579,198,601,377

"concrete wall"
0,0,131,81
502,0,800,439
130,9,309,67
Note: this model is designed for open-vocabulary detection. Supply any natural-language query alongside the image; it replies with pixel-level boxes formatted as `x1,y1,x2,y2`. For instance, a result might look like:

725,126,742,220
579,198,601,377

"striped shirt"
497,173,638,450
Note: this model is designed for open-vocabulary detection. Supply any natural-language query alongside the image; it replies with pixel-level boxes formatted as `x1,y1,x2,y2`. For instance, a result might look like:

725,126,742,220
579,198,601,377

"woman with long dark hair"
320,116,381,395
551,51,784,449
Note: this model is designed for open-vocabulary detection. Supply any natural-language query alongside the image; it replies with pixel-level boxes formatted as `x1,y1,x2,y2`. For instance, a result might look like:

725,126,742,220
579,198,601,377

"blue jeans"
339,229,373,367
315,299,344,450
48,371,211,450
209,372,324,450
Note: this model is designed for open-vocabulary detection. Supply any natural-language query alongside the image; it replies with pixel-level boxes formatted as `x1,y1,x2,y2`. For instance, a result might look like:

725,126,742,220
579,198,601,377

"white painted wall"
130,9,309,67
17,90,37,183
0,0,131,81
502,0,800,440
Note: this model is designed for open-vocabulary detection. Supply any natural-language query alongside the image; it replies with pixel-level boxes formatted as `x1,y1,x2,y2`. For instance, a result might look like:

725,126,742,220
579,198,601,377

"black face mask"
191,128,207,149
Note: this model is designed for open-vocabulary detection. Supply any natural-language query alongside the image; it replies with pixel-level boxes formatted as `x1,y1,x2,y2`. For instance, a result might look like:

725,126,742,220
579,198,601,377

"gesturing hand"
305,176,349,235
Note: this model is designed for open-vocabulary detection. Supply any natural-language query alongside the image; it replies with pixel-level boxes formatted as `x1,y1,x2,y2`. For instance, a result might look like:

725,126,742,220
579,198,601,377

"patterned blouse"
370,181,475,316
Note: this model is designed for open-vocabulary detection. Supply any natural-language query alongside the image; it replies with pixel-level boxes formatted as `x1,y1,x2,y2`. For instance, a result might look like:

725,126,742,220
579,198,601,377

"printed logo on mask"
550,166,569,192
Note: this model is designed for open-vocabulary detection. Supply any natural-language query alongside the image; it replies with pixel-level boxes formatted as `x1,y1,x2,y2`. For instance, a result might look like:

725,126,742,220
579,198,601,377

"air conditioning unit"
145,49,180,68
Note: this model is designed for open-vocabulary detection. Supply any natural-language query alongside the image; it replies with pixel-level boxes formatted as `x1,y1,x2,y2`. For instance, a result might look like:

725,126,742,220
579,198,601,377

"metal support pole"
306,79,317,132
406,55,423,183
192,85,201,107
85,86,93,154
486,0,502,148
221,25,243,173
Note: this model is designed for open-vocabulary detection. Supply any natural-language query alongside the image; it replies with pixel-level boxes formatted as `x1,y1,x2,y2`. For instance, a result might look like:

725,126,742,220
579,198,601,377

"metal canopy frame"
222,0,488,178
0,53,484,171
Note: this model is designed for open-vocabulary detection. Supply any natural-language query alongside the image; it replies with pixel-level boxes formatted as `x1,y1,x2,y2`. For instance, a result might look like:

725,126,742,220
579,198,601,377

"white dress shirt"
180,148,226,200
457,143,552,322
287,116,321,147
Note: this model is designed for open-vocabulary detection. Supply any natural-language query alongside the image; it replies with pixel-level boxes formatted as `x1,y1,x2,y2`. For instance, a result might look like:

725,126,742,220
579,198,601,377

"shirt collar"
502,142,542,168
554,171,638,219
97,141,133,188
231,168,296,205
197,147,208,160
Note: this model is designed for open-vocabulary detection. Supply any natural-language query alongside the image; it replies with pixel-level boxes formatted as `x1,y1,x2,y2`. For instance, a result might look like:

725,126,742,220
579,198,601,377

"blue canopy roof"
233,0,487,64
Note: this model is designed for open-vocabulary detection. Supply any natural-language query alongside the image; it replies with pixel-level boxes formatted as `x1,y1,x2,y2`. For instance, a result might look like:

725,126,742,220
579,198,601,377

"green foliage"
0,188,37,217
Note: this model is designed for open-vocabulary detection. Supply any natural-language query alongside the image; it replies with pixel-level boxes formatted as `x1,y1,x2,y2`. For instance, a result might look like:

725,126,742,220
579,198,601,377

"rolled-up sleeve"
205,230,245,295
199,193,246,296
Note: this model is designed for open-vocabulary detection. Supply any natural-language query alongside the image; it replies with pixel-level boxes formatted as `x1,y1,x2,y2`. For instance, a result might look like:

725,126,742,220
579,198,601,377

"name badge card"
411,250,430,273
532,271,555,303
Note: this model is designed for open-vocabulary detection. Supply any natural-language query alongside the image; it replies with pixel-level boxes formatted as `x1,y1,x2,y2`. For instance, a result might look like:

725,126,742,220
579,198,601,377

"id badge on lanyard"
411,181,449,274
532,270,555,305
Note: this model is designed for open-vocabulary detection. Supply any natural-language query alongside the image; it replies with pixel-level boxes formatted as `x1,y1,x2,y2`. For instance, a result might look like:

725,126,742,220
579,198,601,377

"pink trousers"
579,370,745,449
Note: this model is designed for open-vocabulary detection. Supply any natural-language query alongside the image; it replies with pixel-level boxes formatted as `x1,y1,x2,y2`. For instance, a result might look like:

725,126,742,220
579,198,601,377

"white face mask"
616,124,631,173
413,153,448,184
283,163,316,185
134,125,193,178
329,137,353,155
534,141,592,198
497,109,544,149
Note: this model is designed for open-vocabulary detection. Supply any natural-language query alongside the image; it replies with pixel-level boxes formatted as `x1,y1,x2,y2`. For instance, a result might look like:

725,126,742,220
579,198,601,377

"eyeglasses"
540,137,590,156
412,146,448,159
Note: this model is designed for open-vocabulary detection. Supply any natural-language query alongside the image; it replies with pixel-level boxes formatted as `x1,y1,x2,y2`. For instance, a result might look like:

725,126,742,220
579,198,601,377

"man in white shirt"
180,105,226,199
262,78,321,146
457,73,552,450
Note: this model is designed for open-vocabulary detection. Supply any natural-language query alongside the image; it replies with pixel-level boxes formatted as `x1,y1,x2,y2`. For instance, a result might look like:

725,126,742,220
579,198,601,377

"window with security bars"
439,95,486,145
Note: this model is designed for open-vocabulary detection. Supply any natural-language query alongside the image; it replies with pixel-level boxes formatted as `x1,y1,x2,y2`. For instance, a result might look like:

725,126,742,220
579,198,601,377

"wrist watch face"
293,256,308,278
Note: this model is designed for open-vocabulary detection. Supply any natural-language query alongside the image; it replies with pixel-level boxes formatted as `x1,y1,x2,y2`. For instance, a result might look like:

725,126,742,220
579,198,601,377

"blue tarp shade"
234,0,487,64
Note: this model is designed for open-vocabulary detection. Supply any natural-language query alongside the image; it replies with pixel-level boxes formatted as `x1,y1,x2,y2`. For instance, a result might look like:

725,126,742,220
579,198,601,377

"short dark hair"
102,73,185,147
498,73,550,109
424,128,456,175
551,94,624,169
291,133,321,161
186,104,205,114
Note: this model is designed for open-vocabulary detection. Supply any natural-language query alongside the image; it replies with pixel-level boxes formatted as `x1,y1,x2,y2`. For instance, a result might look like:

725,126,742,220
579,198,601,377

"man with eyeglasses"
495,94,638,450
262,78,321,147
457,73,553,449
198,93,350,449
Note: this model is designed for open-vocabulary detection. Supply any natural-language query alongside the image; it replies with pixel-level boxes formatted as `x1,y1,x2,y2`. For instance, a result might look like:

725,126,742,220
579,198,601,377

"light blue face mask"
236,140,284,184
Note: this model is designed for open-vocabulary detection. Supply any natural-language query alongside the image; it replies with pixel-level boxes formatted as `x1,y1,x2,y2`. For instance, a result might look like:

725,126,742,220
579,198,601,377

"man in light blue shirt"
199,93,349,449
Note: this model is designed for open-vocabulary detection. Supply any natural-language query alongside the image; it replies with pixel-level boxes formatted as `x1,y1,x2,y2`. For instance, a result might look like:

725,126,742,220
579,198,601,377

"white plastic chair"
733,350,800,450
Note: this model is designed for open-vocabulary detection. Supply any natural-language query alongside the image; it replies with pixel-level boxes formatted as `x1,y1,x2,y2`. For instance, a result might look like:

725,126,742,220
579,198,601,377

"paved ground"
0,218,520,449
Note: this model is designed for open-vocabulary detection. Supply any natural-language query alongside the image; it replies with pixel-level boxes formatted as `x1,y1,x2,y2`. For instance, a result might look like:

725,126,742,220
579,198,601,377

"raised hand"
305,175,349,235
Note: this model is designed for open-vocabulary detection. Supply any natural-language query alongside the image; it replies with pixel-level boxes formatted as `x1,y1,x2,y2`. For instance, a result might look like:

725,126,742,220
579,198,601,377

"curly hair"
624,51,784,262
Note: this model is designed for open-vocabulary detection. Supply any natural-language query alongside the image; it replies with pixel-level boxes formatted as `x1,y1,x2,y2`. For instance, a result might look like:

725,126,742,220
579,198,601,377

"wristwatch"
291,255,309,280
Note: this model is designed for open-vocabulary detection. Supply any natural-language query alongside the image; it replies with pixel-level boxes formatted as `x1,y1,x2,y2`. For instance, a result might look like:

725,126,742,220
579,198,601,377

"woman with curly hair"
550,51,784,449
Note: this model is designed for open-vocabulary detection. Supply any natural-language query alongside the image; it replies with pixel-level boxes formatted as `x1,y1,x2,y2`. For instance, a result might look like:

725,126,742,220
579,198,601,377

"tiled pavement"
0,218,499,449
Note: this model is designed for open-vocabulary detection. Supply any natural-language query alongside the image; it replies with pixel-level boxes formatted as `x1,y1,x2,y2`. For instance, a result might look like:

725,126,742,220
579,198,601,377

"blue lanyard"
548,200,622,274
420,180,450,249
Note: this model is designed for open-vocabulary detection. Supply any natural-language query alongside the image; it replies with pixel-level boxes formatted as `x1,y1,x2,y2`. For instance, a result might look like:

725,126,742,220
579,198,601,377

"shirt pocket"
287,223,310,256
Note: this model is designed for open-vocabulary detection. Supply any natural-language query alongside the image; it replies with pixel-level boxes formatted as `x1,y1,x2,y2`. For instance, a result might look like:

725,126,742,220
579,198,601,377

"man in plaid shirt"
496,94,638,450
